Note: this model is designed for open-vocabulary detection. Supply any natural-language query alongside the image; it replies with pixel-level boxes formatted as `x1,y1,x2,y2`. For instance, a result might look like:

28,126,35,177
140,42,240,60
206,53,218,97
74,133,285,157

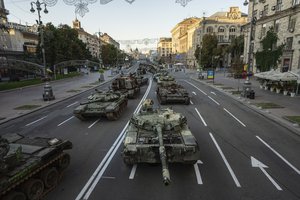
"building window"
253,10,258,18
261,24,267,37
229,26,236,33
288,17,296,32
286,37,293,50
292,0,300,6
218,26,225,33
274,20,280,33
263,5,268,17
207,26,213,33
218,35,225,42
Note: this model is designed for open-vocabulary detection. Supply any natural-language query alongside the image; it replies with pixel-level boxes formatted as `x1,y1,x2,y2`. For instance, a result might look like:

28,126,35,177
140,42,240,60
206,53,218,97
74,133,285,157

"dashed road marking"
66,101,78,108
211,91,217,96
192,91,197,95
57,116,74,127
190,100,194,105
88,119,100,129
195,108,207,126
129,164,137,179
194,160,203,185
25,116,47,126
184,81,207,95
223,108,246,127
208,96,220,105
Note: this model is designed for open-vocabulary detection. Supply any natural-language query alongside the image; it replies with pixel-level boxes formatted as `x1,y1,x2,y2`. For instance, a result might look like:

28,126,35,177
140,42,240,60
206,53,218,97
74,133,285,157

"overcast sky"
5,0,248,41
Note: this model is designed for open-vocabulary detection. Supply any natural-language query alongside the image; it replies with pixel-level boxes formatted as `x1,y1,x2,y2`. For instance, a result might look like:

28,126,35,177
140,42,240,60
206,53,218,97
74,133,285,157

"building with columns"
243,0,300,72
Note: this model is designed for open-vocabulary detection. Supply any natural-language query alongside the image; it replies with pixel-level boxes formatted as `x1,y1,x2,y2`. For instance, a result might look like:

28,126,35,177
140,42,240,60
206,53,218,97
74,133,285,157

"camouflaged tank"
156,76,190,105
122,99,200,185
111,75,140,99
0,133,72,200
73,89,128,120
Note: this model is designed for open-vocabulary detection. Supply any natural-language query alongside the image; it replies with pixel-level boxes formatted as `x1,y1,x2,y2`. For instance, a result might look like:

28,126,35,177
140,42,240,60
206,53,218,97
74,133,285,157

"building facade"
157,37,172,64
195,7,247,68
243,0,300,72
171,17,201,65
100,33,120,49
73,18,101,60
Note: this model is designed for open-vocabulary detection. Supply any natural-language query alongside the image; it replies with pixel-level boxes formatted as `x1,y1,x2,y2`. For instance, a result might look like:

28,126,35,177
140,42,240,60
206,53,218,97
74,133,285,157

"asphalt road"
1,69,299,200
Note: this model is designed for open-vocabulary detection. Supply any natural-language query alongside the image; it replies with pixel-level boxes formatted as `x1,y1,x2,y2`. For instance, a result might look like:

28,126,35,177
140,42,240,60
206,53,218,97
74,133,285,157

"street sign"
207,70,214,79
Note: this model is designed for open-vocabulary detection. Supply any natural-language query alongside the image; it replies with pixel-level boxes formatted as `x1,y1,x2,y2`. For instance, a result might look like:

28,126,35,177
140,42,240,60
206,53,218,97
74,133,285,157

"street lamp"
242,0,257,98
30,0,48,77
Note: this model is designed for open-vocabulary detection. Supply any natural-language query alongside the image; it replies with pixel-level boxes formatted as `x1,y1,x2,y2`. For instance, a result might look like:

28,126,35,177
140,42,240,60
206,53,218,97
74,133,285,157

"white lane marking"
88,119,100,129
57,116,74,127
211,91,217,96
210,132,241,187
129,164,137,179
76,79,152,200
223,108,246,127
66,101,78,108
195,108,207,127
25,116,47,126
192,91,197,95
193,160,203,185
190,100,194,105
208,96,220,106
251,156,282,190
256,136,300,175
184,81,207,95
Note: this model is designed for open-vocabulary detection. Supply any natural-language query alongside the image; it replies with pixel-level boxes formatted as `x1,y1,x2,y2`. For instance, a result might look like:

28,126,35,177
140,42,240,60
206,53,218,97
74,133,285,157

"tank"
0,133,72,200
156,76,190,105
122,99,200,185
111,75,140,99
73,89,128,120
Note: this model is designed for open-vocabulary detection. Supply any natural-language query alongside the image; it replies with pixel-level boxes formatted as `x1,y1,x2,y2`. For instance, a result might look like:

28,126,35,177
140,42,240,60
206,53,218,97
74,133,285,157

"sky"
5,0,249,51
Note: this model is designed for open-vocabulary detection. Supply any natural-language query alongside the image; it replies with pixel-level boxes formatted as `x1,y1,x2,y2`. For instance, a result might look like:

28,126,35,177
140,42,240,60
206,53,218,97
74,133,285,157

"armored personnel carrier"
122,99,200,185
0,133,72,200
111,75,140,98
74,89,128,120
156,76,190,105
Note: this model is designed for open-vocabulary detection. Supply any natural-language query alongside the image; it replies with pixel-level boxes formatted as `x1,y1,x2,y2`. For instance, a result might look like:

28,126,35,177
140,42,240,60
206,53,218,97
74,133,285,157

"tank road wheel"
106,112,114,120
58,153,71,171
184,97,190,105
123,157,135,166
40,167,59,188
3,191,26,200
160,97,167,105
75,114,86,121
23,179,44,200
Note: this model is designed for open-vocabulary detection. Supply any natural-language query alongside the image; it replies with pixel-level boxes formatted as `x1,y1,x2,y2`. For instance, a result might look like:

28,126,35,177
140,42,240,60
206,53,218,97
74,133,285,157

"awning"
268,71,298,81
254,70,279,79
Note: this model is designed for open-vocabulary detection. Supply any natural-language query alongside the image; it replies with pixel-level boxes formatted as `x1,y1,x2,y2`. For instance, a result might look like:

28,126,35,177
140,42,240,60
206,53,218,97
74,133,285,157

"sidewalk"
0,69,116,125
190,71,300,135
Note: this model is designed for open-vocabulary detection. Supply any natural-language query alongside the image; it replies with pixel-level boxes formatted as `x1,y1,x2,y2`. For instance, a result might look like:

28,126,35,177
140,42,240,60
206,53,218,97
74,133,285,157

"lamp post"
242,0,257,98
30,0,48,77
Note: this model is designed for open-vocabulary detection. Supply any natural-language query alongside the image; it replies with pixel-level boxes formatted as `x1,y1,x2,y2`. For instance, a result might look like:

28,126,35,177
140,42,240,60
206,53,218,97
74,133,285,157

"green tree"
101,44,118,66
255,28,284,72
227,35,244,74
200,34,218,69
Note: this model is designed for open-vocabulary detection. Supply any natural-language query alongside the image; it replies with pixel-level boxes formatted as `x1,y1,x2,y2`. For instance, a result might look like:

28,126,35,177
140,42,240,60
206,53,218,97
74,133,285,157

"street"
1,69,299,200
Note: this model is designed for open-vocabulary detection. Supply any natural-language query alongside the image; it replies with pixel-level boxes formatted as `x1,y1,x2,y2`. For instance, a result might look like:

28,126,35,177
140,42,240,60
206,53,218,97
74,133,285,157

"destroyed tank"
122,99,200,185
74,89,128,120
111,75,140,98
0,133,72,200
156,76,190,105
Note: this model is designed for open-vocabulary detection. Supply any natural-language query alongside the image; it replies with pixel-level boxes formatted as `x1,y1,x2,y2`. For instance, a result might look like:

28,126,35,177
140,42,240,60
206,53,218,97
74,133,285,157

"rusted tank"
0,134,72,200
73,89,128,120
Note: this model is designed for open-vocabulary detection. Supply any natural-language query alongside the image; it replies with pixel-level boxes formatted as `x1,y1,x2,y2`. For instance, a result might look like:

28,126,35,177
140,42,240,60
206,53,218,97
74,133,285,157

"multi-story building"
171,17,201,65
243,0,300,72
100,33,120,49
157,37,172,64
73,18,101,60
195,7,247,68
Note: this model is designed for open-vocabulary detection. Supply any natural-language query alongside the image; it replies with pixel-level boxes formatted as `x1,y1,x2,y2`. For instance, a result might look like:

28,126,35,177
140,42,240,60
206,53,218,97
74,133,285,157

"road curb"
190,77,300,137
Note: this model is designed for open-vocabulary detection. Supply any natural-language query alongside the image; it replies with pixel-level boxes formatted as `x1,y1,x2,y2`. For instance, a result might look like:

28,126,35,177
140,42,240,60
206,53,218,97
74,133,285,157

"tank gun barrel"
156,125,171,185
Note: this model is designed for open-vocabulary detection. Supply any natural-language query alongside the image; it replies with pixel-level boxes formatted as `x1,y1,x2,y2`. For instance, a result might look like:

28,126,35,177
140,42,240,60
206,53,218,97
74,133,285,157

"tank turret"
122,99,200,185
